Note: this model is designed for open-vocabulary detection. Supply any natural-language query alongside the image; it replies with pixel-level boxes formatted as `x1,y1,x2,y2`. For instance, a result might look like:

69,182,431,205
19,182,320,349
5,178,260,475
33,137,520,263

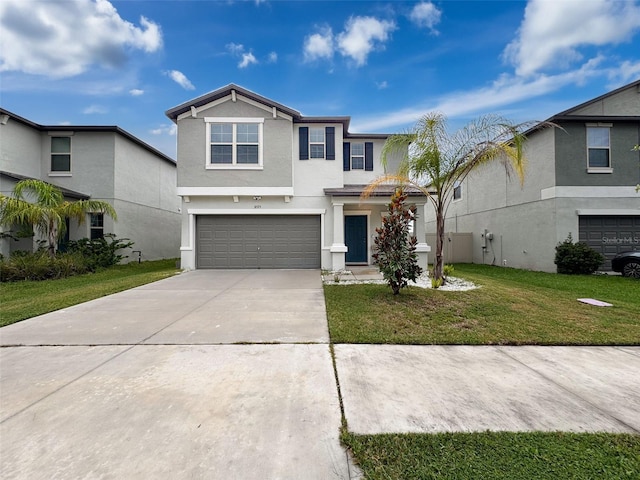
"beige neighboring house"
425,79,640,272
166,83,430,271
0,108,181,261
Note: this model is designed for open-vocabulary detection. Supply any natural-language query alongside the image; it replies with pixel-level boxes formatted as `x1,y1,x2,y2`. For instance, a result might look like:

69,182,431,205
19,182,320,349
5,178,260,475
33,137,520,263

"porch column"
415,203,431,269
329,201,347,271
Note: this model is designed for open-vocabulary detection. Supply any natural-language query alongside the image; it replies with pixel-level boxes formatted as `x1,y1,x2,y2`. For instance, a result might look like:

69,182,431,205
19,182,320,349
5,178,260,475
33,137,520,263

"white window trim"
205,117,264,170
586,124,612,173
49,135,72,175
309,127,326,159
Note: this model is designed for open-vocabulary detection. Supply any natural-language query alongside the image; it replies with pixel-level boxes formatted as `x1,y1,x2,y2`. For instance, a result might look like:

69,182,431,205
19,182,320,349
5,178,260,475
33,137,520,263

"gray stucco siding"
177,101,293,188
42,132,116,199
555,121,640,187
0,120,42,179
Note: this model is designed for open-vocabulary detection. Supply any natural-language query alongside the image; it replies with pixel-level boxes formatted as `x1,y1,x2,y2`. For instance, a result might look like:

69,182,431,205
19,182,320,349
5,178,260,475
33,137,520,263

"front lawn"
325,264,640,345
0,259,180,327
342,431,640,479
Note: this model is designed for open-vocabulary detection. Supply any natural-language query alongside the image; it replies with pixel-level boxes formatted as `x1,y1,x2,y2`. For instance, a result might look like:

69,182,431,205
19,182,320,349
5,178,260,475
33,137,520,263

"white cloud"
304,27,334,62
0,0,162,78
83,104,108,114
267,51,278,63
376,81,388,89
504,0,640,77
129,88,144,96
352,58,609,132
150,124,177,136
165,70,195,90
409,2,442,33
226,43,245,55
238,52,258,68
337,16,396,66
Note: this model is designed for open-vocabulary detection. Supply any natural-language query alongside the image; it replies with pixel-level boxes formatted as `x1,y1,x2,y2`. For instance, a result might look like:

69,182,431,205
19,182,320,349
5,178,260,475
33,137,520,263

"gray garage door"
579,216,640,270
196,215,321,269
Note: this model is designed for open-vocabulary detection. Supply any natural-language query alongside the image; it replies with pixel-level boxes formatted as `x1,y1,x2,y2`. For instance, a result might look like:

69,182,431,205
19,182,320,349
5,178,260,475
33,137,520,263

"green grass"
0,259,180,327
342,431,640,479
325,264,640,345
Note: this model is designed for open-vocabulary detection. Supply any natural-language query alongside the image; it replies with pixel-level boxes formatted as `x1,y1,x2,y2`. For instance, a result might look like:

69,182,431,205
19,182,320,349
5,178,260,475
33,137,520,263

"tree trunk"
47,218,57,258
434,204,445,283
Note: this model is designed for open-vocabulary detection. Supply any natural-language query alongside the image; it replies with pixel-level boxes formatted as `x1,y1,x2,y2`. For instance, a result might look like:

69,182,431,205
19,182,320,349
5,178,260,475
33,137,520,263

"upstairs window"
51,136,71,172
309,128,325,159
453,181,462,200
299,126,335,160
205,117,263,168
351,143,365,169
586,126,611,171
90,213,104,240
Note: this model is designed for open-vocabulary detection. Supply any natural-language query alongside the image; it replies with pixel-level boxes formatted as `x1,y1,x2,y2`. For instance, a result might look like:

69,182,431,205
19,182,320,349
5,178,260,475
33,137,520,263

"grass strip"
325,264,640,345
342,431,640,480
0,259,180,327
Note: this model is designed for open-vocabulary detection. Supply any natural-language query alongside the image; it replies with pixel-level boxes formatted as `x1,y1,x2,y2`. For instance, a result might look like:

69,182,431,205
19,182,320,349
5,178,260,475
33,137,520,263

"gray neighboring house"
0,108,181,261
426,79,640,272
166,83,430,270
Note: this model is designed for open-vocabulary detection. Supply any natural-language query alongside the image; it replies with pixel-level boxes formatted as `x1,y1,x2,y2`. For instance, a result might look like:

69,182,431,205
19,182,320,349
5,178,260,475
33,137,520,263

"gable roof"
0,108,176,166
554,79,640,117
165,83,301,120
165,83,390,139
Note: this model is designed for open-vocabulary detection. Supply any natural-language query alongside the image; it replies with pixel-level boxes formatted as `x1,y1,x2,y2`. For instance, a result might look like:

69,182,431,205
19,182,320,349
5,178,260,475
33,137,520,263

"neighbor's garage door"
196,215,320,269
579,216,640,270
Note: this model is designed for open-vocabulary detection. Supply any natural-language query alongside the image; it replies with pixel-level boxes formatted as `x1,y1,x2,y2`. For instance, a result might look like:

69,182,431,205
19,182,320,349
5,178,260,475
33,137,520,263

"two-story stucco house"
0,108,181,260
166,84,430,271
427,79,640,272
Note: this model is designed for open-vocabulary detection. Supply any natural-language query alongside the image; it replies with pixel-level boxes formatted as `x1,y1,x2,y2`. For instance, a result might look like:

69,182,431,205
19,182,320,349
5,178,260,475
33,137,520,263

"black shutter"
299,127,309,160
343,142,351,171
365,142,374,171
325,127,335,160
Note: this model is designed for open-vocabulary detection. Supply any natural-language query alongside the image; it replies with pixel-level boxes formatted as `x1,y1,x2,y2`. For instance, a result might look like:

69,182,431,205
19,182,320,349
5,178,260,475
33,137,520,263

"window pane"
587,127,609,147
90,228,103,240
310,144,325,158
588,149,610,168
90,213,104,228
211,124,233,143
237,124,259,143
351,156,364,169
211,145,233,163
310,128,324,142
51,137,70,153
237,145,258,164
51,154,71,171
351,143,364,156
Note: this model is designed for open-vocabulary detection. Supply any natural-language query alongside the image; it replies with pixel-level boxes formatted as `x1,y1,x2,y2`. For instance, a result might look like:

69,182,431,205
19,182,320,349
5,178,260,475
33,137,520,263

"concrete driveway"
0,270,353,479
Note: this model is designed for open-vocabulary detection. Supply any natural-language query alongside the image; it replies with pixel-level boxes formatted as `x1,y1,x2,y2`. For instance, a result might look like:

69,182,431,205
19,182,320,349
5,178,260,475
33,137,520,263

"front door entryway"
345,215,368,264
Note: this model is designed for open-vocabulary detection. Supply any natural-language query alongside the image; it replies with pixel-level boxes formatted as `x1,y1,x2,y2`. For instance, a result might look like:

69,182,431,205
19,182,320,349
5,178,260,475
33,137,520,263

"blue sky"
1,0,639,158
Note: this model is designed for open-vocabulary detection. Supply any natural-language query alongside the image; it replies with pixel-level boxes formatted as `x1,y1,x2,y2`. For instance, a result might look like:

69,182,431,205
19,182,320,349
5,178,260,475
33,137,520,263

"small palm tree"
0,179,117,257
368,112,547,284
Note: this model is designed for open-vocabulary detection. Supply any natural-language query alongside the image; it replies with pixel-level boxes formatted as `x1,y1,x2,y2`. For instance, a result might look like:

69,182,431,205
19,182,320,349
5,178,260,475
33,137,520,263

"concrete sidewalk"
335,344,640,434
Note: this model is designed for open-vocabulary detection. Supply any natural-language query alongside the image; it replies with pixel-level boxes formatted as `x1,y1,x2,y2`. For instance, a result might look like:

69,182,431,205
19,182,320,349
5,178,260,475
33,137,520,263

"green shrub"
0,251,90,282
554,234,604,275
66,234,134,270
372,188,423,294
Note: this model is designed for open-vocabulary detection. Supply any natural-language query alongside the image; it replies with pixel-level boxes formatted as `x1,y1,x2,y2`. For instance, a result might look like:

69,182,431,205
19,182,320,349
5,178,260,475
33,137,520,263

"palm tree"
0,179,117,257
369,112,546,284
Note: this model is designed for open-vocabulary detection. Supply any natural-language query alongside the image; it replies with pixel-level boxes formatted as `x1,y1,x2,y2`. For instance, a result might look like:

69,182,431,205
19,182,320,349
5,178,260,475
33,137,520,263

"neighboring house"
426,80,640,272
165,84,430,270
0,108,181,261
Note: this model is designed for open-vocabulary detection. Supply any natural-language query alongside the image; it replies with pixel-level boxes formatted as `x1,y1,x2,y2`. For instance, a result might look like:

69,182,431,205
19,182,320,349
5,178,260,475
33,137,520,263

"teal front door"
345,215,368,263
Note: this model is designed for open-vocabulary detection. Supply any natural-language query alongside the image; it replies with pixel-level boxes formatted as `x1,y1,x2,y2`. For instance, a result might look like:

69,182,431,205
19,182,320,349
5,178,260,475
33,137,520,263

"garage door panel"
579,216,640,271
196,215,320,269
